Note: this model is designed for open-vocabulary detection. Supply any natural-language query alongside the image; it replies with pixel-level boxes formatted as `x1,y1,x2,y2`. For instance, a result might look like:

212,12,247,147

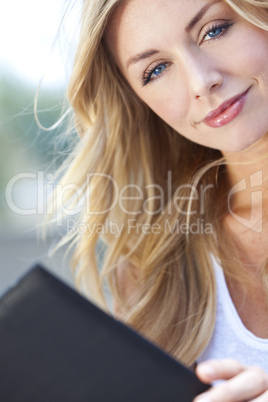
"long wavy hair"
53,0,268,366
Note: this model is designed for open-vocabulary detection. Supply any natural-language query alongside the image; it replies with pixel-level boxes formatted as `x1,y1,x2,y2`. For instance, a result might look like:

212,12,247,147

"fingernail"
199,364,215,377
195,396,212,402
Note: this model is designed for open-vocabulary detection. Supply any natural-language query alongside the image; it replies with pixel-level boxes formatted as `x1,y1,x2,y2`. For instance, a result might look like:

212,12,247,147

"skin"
105,0,268,400
106,0,268,153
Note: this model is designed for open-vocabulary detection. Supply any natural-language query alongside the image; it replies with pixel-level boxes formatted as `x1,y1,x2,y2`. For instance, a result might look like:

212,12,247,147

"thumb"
196,359,246,383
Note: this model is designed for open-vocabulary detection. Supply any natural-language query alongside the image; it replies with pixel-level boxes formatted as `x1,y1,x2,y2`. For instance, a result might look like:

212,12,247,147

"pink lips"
202,88,250,128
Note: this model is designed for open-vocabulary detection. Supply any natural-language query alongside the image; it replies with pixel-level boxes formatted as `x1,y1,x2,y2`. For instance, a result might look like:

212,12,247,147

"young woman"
57,0,268,400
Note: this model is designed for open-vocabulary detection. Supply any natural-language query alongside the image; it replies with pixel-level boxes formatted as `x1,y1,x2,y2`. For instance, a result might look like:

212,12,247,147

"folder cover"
0,265,209,401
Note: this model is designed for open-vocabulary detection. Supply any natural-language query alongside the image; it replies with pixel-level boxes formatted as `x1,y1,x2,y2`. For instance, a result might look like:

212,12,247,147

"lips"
202,88,250,128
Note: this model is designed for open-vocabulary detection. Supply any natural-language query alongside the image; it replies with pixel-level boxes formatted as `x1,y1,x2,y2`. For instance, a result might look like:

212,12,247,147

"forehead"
105,0,222,63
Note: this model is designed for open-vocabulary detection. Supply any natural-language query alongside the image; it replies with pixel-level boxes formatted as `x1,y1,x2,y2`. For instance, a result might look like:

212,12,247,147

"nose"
182,51,223,99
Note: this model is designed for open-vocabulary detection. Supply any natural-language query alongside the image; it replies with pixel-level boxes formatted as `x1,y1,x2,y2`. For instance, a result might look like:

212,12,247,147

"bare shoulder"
113,257,141,319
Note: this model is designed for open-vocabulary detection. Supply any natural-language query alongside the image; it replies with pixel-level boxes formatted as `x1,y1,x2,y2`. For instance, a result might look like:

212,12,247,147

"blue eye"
202,22,233,43
142,63,167,86
207,27,224,38
151,64,166,78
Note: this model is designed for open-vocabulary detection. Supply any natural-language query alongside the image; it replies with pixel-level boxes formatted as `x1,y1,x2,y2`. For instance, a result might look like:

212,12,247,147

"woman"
57,0,268,400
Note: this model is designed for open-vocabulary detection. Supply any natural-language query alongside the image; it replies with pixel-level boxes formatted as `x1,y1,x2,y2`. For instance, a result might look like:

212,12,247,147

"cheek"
255,43,268,88
140,85,190,128
229,29,268,79
246,44,268,80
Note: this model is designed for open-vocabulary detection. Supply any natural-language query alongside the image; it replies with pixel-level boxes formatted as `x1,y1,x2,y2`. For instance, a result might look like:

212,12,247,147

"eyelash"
142,62,170,87
141,21,233,87
201,21,233,43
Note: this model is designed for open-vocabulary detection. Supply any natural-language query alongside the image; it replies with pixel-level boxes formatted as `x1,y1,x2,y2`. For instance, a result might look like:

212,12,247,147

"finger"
196,359,246,383
249,389,268,402
194,367,268,402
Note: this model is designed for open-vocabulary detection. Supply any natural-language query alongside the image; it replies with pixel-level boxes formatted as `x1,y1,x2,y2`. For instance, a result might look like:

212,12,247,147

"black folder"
0,265,209,401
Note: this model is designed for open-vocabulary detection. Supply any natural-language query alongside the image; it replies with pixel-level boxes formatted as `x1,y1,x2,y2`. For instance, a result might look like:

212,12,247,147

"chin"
221,129,268,154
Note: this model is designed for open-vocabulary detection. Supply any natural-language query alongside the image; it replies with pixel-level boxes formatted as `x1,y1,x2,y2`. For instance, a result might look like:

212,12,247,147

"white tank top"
197,255,268,373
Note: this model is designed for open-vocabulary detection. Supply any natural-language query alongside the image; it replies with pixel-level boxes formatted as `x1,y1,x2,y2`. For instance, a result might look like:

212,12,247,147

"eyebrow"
126,49,159,69
126,1,221,69
185,1,220,33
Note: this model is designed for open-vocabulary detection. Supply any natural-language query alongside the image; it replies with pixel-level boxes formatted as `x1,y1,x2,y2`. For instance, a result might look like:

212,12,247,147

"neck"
222,133,268,203
221,133,268,234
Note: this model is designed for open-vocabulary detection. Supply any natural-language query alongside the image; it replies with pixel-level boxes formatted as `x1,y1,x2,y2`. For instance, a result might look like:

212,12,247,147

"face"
105,0,268,153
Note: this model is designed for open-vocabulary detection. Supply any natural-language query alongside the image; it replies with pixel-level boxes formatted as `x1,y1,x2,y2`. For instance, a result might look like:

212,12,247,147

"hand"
193,359,268,401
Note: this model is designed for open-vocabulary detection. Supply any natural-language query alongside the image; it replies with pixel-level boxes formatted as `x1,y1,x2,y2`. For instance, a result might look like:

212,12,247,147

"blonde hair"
54,0,268,366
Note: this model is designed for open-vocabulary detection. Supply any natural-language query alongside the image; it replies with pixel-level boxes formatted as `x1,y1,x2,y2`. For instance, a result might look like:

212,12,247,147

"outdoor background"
0,0,82,294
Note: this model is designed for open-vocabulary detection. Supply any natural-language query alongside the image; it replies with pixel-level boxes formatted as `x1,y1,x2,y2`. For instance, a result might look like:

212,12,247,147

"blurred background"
0,0,82,293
